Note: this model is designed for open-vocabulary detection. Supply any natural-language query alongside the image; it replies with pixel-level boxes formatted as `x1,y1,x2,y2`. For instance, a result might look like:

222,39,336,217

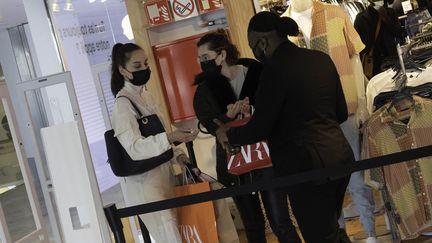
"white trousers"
124,163,182,242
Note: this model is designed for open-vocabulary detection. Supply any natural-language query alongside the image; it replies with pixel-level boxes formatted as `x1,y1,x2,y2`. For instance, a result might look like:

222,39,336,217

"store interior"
0,0,432,242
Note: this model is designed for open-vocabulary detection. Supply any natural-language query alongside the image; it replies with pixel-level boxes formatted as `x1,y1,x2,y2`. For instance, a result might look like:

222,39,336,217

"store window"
46,0,133,192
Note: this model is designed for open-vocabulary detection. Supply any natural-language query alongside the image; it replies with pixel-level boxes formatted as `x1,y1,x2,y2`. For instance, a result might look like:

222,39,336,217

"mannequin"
285,0,367,117
283,1,376,243
290,0,313,12
371,0,386,9
290,1,313,48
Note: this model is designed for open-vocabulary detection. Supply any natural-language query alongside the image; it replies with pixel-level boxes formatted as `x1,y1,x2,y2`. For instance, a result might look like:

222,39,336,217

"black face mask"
128,68,151,86
252,40,267,64
200,58,222,74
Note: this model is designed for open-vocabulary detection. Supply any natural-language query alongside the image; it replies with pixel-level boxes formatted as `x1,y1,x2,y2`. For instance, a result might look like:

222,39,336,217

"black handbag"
104,96,173,177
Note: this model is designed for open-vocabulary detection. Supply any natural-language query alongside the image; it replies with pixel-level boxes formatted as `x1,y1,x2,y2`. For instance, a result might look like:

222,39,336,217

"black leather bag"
104,96,173,177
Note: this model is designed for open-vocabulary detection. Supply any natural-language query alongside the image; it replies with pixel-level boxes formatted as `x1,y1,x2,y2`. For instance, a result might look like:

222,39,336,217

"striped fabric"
283,1,365,114
362,96,432,240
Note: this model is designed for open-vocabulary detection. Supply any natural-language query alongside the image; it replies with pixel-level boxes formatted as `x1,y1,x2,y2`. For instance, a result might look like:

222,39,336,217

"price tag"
402,1,413,14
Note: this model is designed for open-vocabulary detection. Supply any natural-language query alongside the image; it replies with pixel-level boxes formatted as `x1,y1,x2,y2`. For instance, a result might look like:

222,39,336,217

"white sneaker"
366,237,377,243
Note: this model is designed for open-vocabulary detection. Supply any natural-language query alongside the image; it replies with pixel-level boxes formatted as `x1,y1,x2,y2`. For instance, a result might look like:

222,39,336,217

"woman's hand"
167,129,199,143
226,97,250,118
213,119,230,150
176,153,190,165
240,97,250,117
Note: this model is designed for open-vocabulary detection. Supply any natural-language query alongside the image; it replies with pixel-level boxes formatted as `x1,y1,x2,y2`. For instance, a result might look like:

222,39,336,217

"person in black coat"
214,13,354,243
193,30,301,243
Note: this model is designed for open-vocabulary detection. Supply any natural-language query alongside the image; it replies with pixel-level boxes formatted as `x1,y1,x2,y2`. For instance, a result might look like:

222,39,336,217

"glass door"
0,82,48,243
16,72,110,243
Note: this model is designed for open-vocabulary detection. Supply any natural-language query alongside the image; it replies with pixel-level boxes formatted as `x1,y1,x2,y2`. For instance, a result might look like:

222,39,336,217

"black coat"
354,6,404,75
227,41,354,181
193,58,263,186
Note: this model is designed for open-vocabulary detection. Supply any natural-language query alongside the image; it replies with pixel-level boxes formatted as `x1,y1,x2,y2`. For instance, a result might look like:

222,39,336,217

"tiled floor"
237,215,432,243
237,190,432,243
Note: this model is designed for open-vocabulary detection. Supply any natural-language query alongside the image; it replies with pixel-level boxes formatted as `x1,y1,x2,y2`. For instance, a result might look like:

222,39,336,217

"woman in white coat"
110,43,198,242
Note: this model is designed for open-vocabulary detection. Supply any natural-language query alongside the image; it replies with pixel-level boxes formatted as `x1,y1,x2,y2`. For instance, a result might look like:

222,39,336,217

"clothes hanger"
390,39,425,78
387,44,415,114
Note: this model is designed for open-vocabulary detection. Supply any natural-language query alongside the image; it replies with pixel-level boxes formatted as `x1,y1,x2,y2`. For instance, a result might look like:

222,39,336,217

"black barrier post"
138,216,152,243
185,141,197,167
104,204,126,243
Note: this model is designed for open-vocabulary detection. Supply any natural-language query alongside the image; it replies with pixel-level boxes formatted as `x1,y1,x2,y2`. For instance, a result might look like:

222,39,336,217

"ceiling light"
101,0,107,2
89,0,96,3
64,0,74,11
0,185,17,195
121,15,134,40
52,0,60,12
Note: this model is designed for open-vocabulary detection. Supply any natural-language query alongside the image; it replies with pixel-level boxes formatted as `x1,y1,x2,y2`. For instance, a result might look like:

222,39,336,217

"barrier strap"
116,145,432,218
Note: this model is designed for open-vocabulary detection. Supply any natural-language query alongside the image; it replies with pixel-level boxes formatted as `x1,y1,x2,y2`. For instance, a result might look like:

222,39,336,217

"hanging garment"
283,1,365,113
365,65,432,114
362,96,432,240
354,6,404,77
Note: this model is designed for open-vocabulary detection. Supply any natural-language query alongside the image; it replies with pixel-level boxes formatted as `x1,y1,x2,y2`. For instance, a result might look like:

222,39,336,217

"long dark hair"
110,43,142,96
197,29,240,66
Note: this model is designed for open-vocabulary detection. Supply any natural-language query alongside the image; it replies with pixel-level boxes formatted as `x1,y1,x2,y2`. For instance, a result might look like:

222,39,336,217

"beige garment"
362,96,432,239
111,81,184,242
112,82,172,161
211,182,240,243
123,167,181,243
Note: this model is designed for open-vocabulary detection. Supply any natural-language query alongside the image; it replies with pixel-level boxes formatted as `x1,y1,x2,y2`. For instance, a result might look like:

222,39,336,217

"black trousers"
233,168,301,243
289,176,351,243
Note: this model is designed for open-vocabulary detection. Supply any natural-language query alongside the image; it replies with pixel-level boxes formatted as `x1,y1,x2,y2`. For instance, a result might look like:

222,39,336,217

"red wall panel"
153,33,206,123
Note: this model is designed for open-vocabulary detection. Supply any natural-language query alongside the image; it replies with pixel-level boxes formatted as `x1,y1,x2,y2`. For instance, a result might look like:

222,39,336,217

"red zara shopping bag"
226,117,272,175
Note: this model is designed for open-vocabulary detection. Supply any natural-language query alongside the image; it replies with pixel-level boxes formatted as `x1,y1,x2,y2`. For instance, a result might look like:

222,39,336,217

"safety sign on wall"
170,0,199,21
197,0,223,14
144,0,173,26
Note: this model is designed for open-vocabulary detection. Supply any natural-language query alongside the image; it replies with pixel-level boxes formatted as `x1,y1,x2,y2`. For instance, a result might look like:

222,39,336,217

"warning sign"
197,0,223,14
171,0,199,21
144,0,173,26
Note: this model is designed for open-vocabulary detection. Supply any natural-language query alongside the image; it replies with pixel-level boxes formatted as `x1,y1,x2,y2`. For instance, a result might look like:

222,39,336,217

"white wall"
23,0,63,76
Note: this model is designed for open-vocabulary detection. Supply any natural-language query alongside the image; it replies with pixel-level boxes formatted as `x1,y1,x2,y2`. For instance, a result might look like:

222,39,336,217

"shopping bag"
189,165,239,243
226,117,272,175
175,182,218,243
